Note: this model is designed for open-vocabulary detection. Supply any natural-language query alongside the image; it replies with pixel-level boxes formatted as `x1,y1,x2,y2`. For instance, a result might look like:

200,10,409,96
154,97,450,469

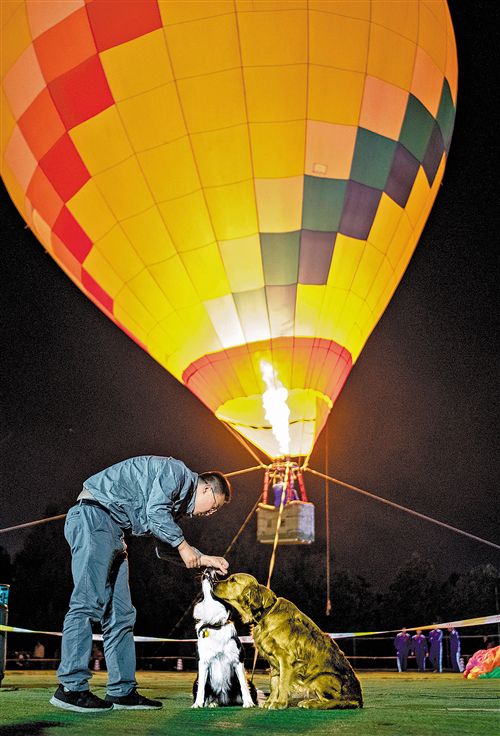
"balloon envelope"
1,1,457,458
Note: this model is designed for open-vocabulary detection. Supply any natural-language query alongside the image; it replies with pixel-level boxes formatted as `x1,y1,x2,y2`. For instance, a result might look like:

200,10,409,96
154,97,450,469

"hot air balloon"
1,0,457,462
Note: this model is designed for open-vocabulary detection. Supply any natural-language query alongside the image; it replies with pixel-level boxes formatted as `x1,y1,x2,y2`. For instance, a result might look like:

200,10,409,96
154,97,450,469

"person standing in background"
394,628,412,672
33,641,45,670
428,626,443,672
482,635,494,649
411,630,428,672
448,626,463,672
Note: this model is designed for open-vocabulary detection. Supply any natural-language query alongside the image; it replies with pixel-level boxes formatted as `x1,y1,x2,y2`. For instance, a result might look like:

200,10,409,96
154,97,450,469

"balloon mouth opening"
215,389,332,460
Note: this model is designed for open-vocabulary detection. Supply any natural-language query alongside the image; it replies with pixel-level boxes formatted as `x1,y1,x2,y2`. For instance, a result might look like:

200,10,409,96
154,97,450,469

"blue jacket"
83,456,198,547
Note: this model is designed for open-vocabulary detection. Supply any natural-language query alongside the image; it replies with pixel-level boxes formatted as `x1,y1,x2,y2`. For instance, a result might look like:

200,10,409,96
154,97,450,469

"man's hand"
200,555,229,575
177,542,229,574
177,541,202,569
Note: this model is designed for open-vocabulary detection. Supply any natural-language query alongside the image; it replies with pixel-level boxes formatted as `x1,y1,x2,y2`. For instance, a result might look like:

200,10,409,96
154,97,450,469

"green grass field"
1,670,498,736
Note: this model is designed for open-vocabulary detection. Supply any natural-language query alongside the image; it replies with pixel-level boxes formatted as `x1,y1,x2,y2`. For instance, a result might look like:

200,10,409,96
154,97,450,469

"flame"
260,361,290,457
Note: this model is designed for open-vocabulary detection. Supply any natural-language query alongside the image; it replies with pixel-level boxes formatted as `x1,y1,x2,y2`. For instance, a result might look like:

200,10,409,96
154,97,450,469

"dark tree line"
1,511,498,647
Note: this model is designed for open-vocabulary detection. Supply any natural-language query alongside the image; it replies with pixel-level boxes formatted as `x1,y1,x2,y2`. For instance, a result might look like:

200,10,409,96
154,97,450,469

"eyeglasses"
201,486,220,516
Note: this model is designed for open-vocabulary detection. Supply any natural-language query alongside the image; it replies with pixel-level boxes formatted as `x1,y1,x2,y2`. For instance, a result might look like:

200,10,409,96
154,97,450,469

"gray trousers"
57,503,137,695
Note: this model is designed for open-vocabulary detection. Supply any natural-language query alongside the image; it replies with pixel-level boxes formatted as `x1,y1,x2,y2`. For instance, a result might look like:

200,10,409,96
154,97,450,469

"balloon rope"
301,446,314,471
324,427,332,616
266,464,289,588
0,513,66,534
223,492,263,559
220,421,268,467
225,465,264,478
306,468,500,551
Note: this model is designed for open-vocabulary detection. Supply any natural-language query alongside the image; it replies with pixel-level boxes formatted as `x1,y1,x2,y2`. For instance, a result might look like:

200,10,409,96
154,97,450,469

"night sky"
1,1,498,587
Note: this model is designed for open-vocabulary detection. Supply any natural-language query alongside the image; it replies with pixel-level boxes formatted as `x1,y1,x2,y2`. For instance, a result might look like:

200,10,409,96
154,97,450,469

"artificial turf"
0,671,498,736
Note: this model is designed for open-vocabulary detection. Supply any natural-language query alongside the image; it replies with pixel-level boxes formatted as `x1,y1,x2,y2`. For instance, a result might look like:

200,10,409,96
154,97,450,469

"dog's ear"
243,583,276,612
242,585,260,612
258,584,276,610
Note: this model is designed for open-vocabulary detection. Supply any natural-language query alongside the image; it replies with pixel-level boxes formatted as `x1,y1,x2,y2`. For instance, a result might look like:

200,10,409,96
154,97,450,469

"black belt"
77,499,111,516
76,498,131,533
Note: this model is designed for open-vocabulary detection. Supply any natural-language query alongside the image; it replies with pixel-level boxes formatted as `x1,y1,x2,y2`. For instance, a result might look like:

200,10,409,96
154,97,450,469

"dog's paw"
191,702,204,709
298,698,330,709
256,689,267,707
242,701,255,708
264,699,288,710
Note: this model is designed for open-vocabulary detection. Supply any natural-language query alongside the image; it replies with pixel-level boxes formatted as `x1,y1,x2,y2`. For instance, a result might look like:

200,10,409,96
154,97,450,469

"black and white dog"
192,569,257,708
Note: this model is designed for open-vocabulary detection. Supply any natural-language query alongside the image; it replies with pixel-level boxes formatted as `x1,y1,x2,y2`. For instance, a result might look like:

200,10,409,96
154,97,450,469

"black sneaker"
50,685,113,713
105,688,163,710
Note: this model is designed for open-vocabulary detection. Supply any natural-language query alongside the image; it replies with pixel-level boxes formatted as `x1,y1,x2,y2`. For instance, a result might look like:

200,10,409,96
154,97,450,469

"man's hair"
199,471,232,504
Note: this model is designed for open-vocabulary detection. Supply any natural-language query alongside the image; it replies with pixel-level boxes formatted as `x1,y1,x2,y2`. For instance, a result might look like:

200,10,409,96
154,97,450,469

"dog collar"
251,600,277,624
198,621,233,637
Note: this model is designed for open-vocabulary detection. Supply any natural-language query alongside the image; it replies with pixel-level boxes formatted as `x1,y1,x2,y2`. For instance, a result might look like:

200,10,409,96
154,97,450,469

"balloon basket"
256,501,315,545
256,460,315,544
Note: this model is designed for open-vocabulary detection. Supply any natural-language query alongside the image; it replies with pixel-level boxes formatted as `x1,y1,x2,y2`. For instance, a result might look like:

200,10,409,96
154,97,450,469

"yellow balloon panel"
1,0,457,458
100,28,174,101
68,106,133,175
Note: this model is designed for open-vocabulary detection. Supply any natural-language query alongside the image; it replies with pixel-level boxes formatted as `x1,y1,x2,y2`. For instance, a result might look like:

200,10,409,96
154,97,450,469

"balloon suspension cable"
324,426,332,617
266,462,290,589
1,467,263,536
220,420,268,468
305,467,500,551
224,465,264,478
0,513,67,534
223,491,264,559
249,460,293,683
301,446,314,472
167,486,264,637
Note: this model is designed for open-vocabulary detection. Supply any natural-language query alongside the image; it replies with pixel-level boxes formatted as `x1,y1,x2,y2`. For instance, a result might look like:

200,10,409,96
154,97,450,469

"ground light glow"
260,361,291,457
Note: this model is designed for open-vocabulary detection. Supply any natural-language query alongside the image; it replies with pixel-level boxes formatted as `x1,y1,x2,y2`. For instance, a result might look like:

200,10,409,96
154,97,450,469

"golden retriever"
213,573,363,710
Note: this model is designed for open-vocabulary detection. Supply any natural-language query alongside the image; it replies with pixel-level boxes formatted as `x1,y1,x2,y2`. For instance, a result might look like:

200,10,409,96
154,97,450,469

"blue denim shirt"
83,456,198,547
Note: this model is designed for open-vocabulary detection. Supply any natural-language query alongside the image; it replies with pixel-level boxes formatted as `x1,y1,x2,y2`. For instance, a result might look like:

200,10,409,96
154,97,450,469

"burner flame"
260,361,290,457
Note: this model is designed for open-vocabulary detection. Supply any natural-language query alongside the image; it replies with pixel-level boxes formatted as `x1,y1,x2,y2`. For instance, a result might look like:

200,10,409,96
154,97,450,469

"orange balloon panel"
1,1,457,458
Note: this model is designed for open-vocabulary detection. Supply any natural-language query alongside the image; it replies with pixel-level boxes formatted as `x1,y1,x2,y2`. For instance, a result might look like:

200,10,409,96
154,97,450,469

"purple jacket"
394,632,411,653
412,634,428,655
428,629,443,652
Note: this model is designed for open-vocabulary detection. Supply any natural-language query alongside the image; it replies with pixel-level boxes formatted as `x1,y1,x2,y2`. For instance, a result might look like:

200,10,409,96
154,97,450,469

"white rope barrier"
2,614,499,643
